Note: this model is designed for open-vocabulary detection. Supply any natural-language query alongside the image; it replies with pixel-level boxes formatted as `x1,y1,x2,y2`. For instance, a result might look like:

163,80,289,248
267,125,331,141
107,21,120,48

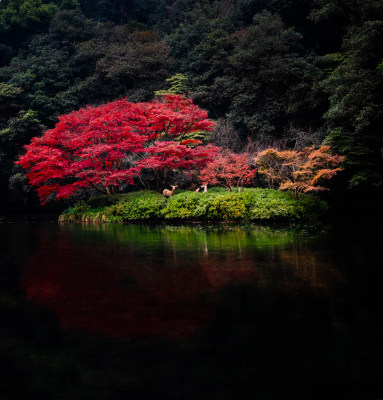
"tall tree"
17,95,217,202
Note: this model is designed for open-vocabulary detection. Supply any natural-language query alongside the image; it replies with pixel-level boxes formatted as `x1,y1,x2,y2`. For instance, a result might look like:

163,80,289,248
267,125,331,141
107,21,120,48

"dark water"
0,222,382,400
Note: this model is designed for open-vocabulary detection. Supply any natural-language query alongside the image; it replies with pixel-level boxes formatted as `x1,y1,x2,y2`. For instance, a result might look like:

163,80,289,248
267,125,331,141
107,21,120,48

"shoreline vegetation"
58,187,327,223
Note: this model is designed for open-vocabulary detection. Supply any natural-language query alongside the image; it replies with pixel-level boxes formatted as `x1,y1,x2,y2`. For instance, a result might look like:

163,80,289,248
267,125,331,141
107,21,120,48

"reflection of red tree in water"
21,229,257,340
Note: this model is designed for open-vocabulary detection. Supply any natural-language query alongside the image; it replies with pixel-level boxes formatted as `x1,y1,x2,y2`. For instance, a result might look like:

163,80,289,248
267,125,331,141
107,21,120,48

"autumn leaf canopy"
17,95,218,203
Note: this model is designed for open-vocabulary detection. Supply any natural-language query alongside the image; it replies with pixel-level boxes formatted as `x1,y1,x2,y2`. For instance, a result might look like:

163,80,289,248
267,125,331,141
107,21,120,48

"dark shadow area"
0,222,382,400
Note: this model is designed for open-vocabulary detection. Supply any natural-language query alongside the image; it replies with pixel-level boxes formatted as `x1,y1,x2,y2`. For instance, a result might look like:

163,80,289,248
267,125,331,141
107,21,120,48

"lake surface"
0,222,382,399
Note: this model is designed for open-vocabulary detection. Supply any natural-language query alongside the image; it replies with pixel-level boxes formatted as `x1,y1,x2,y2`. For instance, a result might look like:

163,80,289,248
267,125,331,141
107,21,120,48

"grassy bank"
58,188,328,223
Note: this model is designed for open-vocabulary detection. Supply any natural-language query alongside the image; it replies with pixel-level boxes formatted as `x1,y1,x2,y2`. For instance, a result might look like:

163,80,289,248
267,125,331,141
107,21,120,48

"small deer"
201,183,208,193
194,187,200,193
163,185,178,197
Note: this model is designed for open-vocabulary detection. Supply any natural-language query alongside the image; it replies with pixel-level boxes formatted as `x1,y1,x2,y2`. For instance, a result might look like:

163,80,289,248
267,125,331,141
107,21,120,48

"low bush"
58,201,108,223
105,191,167,221
161,189,223,220
59,188,327,223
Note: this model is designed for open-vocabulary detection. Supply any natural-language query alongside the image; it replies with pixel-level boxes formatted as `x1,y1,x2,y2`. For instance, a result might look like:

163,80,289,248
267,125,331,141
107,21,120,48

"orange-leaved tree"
254,146,344,196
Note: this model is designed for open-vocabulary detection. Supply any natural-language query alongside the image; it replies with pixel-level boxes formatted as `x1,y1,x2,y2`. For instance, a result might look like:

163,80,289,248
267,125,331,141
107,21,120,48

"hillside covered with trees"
1,0,382,214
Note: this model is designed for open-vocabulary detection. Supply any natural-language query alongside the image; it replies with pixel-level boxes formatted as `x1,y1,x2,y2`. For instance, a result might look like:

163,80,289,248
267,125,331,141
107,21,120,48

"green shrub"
162,191,212,219
245,188,327,220
105,191,167,221
159,188,326,221
207,193,248,220
59,188,328,222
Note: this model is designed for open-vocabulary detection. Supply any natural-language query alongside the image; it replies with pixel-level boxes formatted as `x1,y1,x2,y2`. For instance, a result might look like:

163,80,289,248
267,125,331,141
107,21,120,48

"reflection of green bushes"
59,223,303,251
59,188,328,223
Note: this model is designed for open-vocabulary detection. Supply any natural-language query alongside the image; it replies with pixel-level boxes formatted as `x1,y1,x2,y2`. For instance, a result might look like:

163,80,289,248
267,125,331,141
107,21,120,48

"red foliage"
179,139,202,146
17,95,217,203
139,141,219,187
199,152,257,190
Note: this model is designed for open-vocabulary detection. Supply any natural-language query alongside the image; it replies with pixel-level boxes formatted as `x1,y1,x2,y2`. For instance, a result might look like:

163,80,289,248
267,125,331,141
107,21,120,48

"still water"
0,222,382,399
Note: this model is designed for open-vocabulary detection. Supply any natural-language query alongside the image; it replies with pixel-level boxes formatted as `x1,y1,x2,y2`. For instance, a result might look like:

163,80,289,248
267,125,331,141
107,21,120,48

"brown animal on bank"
194,188,200,193
163,185,178,197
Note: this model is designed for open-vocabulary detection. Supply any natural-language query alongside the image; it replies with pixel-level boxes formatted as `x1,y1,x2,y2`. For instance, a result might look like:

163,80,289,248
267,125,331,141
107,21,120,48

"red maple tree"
17,95,217,203
199,152,257,191
138,141,219,189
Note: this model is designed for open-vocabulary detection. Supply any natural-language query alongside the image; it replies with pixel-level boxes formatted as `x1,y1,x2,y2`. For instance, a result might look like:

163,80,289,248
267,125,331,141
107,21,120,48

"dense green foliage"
1,0,383,209
59,188,327,222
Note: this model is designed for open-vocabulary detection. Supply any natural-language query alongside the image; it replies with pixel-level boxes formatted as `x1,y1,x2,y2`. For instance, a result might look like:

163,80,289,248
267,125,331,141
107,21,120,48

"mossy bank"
58,188,328,223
